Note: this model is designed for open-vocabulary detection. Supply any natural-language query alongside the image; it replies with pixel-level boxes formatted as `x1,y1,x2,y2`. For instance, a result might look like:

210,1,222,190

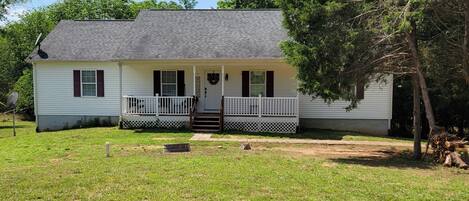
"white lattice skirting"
121,115,189,129
224,117,298,133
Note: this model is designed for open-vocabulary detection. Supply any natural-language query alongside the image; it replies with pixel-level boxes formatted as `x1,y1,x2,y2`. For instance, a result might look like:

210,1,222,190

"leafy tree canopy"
278,0,378,109
217,0,277,9
0,0,26,19
178,0,197,9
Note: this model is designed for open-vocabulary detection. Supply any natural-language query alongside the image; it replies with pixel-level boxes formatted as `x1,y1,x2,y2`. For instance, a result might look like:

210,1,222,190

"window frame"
249,71,266,97
160,70,178,96
80,69,97,97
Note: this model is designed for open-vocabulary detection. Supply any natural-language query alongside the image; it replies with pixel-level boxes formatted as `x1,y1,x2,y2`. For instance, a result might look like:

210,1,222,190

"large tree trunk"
463,0,469,84
406,19,438,157
412,74,422,159
406,21,437,130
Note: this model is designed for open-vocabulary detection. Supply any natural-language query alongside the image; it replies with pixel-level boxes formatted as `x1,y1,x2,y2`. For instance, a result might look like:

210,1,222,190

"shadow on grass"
330,151,435,169
0,125,26,130
221,128,414,141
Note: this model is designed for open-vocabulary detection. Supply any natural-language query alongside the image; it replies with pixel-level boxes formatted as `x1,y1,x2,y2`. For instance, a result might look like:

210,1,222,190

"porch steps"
192,112,221,133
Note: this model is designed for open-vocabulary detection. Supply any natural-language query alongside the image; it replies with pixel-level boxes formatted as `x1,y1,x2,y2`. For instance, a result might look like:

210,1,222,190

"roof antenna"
34,33,43,51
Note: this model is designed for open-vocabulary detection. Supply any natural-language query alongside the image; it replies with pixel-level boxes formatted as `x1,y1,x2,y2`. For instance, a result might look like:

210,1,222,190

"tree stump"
240,143,251,150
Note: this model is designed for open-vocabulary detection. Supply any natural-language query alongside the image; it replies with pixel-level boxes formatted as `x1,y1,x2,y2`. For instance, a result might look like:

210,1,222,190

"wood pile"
428,128,468,169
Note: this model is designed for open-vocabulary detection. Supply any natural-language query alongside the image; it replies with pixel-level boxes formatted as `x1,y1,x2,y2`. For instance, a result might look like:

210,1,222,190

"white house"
29,10,393,135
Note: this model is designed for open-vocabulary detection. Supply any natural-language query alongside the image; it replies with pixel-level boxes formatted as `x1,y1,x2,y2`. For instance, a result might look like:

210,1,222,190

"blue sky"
2,0,218,25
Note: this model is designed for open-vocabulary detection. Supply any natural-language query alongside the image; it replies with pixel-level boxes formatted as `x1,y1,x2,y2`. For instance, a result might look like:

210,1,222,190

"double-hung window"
81,70,97,97
161,71,177,96
250,71,266,97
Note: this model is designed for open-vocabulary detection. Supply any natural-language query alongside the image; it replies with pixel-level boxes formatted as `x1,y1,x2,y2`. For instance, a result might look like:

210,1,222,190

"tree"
46,0,134,21
278,0,440,158
178,0,197,9
0,36,16,108
217,0,277,9
0,0,26,19
130,0,182,17
13,69,33,115
278,0,380,110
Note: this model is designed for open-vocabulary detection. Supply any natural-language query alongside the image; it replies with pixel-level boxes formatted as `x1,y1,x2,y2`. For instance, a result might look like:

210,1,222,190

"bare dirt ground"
254,143,411,159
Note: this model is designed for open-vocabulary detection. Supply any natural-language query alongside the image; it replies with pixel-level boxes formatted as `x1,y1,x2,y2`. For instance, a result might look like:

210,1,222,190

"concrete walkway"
190,133,413,147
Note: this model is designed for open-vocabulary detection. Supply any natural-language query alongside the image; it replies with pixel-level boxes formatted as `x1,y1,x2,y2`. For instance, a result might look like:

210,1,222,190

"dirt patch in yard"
152,137,177,141
254,143,410,159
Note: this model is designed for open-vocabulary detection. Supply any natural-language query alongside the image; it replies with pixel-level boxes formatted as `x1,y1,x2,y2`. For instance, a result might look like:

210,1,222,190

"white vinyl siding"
121,61,297,98
35,62,120,116
299,75,393,120
34,60,392,121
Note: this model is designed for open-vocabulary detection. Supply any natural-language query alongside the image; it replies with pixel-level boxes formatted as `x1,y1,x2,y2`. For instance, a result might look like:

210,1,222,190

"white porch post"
192,65,196,96
296,81,300,124
258,94,262,117
155,93,159,117
221,65,225,96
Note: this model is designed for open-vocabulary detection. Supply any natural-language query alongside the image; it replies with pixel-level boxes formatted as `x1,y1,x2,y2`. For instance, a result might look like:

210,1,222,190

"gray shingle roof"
30,10,287,61
29,20,133,61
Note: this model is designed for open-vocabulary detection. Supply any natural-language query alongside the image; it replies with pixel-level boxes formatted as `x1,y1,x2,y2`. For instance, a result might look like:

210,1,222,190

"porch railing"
122,95,194,115
224,95,299,117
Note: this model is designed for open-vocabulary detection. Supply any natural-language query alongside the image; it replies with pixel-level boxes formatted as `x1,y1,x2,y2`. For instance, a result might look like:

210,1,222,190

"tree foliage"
0,0,26,19
178,0,197,9
217,0,277,9
278,0,379,109
13,68,33,114
130,0,182,16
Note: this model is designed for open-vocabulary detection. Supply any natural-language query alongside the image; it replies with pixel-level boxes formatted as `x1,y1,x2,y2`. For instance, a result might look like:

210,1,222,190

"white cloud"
1,4,28,26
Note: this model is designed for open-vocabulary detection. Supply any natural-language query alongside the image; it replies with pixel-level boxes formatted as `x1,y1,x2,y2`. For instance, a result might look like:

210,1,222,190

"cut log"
449,152,469,169
443,154,452,167
455,147,469,153
445,141,467,150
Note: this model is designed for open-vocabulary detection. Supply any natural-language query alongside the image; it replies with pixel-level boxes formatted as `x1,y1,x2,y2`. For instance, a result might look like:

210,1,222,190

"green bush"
13,68,34,116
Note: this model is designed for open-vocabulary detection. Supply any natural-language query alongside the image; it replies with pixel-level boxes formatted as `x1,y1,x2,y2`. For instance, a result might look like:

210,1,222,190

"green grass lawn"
213,129,420,144
0,119,468,200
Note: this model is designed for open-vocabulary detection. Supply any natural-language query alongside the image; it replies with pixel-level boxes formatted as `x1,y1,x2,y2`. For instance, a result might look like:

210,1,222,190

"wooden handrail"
189,96,198,129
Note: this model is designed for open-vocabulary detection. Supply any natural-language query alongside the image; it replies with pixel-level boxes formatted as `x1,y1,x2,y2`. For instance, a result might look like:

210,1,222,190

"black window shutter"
73,70,81,97
97,70,104,97
266,71,274,97
242,71,249,97
177,70,185,96
356,80,365,100
154,71,161,96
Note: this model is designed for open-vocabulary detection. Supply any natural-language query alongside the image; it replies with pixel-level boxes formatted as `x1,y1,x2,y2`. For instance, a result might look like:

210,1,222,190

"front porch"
120,95,299,133
119,61,299,133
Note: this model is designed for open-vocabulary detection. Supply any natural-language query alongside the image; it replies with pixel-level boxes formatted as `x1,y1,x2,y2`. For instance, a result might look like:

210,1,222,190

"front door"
204,71,222,111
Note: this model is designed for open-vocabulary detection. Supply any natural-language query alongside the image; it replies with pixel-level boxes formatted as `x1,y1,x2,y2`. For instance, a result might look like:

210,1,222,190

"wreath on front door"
207,73,220,85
